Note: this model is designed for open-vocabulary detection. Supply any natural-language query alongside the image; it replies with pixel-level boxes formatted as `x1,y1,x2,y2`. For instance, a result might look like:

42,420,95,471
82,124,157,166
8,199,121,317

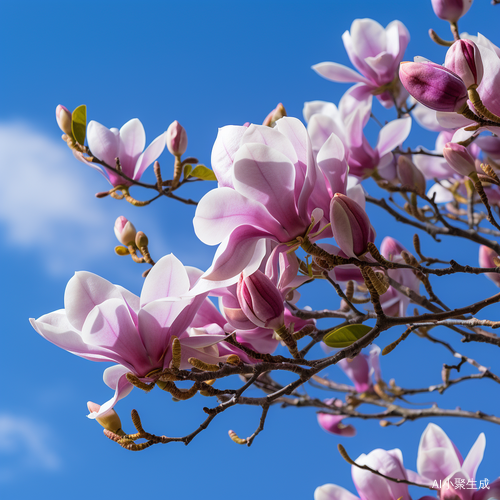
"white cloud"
0,121,113,275
0,414,61,483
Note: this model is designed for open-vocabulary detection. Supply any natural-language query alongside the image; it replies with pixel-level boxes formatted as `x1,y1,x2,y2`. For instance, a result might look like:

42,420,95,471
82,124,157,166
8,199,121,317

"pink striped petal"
211,125,247,188
312,62,370,84
87,121,119,168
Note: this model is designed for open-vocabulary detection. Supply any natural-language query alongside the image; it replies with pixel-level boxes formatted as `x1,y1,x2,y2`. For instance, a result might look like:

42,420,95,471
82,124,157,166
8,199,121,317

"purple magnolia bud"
442,142,476,177
166,120,188,156
397,156,426,194
114,216,137,246
431,0,473,23
399,61,468,112
330,193,375,258
479,245,500,287
237,270,285,330
445,39,483,89
55,104,73,136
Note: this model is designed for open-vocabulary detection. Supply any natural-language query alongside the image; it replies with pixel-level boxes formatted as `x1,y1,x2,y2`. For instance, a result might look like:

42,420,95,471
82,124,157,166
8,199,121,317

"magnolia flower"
417,423,485,500
193,117,348,286
338,345,381,393
313,18,410,108
315,448,413,500
304,98,412,178
81,118,166,187
30,255,228,418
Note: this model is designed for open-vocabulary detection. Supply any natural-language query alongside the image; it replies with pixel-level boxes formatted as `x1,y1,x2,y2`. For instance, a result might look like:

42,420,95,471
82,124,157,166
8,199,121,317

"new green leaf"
323,324,372,348
189,165,217,181
71,104,87,145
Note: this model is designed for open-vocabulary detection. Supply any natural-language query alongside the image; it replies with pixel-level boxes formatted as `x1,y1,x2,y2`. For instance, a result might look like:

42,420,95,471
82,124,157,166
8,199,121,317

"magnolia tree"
30,0,500,498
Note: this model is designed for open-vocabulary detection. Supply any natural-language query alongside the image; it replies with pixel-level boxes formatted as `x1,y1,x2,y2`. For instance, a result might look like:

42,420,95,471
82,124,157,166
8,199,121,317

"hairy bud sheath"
399,61,468,112
236,270,285,330
55,105,73,136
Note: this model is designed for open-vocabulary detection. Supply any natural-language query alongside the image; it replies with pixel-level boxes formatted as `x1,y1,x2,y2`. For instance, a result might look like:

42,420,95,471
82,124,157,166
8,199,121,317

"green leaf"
183,164,193,179
190,165,217,181
323,324,372,348
71,104,87,145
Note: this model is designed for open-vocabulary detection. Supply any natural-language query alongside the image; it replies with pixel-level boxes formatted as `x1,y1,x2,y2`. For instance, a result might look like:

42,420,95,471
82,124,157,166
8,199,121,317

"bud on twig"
114,216,137,246
166,120,188,156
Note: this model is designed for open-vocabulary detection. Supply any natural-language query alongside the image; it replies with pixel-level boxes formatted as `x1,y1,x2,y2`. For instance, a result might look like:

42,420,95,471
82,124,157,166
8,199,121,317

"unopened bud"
445,39,483,89
399,61,468,112
431,0,473,23
55,105,73,136
114,216,137,246
135,231,148,248
237,270,285,330
397,156,426,195
330,193,375,258
166,120,188,156
87,401,123,434
443,142,476,177
262,103,287,127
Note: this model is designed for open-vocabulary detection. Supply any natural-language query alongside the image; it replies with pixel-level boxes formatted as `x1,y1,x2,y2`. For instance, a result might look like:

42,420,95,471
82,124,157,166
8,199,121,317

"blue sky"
1,0,499,498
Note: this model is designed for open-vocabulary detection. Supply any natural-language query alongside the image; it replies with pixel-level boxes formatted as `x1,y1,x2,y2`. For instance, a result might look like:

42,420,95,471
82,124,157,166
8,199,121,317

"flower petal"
312,62,370,84
133,131,166,180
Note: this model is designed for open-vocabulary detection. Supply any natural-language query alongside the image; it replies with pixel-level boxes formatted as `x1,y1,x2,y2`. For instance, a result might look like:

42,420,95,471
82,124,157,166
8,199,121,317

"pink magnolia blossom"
304,97,412,178
30,255,228,418
81,118,166,187
338,345,382,393
417,423,485,500
313,18,410,108
193,117,349,286
315,448,413,500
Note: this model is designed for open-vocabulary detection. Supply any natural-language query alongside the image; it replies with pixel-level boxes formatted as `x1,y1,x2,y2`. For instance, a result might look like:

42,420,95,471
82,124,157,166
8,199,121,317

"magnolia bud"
87,401,123,434
237,270,285,330
399,62,468,112
397,156,426,194
431,0,473,23
166,120,188,156
479,245,500,287
442,142,476,177
55,105,73,136
445,39,483,89
114,216,137,246
262,103,287,127
330,193,375,258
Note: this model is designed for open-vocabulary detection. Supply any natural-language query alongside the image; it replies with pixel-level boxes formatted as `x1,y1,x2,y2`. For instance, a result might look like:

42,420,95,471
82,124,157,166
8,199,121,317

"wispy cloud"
0,413,61,483
0,121,113,275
